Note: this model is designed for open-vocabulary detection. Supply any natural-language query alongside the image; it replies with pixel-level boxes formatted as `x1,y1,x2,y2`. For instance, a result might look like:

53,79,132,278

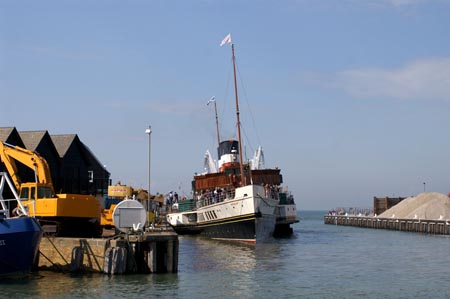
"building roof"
19,130,48,151
50,134,78,158
0,127,26,148
0,127,16,142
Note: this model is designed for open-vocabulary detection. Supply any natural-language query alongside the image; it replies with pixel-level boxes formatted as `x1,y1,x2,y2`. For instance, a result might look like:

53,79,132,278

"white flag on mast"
220,34,232,46
207,96,216,106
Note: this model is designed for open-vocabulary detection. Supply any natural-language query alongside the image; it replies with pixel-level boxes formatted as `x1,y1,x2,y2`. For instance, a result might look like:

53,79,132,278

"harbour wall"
38,229,178,274
324,215,450,235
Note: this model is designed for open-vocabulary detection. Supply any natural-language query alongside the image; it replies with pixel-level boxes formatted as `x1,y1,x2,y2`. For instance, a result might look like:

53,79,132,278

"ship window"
212,211,218,218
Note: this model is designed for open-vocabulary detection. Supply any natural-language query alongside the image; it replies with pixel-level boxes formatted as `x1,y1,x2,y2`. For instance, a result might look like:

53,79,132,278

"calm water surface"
2,211,450,299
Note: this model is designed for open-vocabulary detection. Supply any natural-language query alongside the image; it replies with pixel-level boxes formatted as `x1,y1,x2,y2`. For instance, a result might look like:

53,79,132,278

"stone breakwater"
324,214,450,235
324,192,450,235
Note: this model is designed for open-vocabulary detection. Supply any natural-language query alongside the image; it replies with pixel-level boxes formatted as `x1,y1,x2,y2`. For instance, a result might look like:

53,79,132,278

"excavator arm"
0,141,54,192
0,141,102,237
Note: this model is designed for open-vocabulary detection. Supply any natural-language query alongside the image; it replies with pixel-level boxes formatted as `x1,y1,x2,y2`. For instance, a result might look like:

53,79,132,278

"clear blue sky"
1,0,450,210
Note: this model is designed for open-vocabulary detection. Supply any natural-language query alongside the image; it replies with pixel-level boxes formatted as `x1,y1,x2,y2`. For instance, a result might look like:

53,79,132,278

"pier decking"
324,215,450,235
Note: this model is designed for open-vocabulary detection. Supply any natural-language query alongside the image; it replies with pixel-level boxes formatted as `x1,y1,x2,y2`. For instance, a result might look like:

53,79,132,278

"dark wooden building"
19,130,61,189
0,127,110,197
373,196,407,216
51,134,110,196
80,142,111,196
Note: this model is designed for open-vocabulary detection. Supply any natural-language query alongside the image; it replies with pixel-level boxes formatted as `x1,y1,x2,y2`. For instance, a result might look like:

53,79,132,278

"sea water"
1,211,450,299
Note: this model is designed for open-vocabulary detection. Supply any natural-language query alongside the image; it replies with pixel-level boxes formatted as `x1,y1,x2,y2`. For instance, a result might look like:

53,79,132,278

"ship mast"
213,99,220,148
208,96,221,149
231,43,246,186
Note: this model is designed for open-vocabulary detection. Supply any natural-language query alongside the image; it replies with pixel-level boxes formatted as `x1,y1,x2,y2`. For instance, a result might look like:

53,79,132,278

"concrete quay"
38,227,178,275
324,215,450,235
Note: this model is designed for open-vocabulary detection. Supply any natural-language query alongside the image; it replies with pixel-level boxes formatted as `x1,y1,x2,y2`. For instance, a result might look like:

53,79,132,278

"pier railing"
324,215,450,235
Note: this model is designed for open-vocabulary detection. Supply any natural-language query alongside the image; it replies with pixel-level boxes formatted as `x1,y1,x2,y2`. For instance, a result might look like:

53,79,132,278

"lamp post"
423,182,426,193
145,126,152,214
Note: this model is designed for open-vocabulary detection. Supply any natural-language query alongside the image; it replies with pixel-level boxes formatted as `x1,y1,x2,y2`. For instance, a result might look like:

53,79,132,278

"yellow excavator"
0,141,102,237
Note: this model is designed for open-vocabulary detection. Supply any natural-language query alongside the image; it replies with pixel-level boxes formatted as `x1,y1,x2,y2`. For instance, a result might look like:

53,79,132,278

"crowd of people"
328,207,373,216
164,191,179,207
194,187,234,208
163,183,283,212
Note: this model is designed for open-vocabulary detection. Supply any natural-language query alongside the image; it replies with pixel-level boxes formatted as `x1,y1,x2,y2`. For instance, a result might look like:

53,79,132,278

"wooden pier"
324,215,450,235
38,227,178,274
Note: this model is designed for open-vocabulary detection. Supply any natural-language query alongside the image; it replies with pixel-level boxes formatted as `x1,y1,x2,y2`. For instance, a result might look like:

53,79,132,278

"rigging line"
234,121,248,161
235,59,263,147
196,97,216,164
232,122,238,140
218,57,233,141
237,120,255,161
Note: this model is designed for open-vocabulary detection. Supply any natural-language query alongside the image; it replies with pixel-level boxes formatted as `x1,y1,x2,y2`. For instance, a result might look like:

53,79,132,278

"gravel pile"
378,192,450,220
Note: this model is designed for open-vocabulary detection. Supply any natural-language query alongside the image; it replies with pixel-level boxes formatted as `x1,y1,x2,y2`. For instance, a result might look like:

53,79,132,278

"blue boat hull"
0,217,43,277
